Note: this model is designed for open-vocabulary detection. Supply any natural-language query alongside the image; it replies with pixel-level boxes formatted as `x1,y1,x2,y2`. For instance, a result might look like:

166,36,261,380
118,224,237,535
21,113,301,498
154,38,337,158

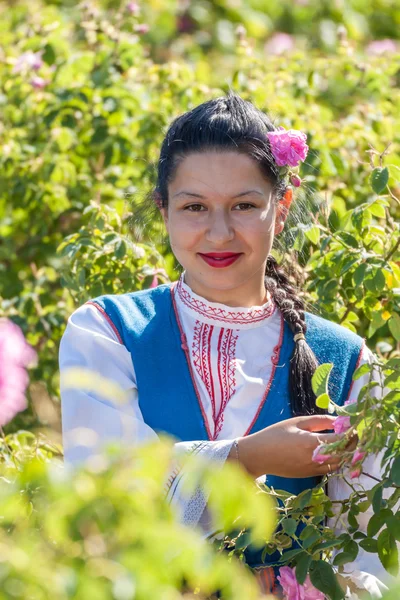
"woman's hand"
235,415,354,479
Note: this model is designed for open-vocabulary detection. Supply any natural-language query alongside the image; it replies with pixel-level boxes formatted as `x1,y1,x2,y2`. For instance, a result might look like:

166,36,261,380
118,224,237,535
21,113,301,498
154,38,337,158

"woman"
60,91,389,598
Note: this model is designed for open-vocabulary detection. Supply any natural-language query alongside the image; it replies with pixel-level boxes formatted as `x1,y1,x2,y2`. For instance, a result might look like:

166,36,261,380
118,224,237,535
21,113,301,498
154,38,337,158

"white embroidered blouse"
59,271,392,597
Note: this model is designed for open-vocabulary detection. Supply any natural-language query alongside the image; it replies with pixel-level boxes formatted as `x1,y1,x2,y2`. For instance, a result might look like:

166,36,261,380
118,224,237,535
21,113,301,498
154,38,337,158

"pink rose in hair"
278,566,324,599
0,319,36,427
290,174,302,188
266,127,309,168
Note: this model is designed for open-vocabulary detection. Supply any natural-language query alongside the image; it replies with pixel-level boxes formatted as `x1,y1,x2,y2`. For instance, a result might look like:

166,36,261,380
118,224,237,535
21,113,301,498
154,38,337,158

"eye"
184,204,205,212
234,203,256,211
183,203,256,212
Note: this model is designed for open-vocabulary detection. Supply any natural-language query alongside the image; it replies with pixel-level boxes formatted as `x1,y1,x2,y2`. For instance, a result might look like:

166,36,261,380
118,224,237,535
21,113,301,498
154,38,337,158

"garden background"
1,0,400,598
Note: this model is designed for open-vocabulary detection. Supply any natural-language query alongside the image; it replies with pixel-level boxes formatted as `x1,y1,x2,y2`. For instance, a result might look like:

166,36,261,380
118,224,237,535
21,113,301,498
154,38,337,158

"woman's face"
160,151,291,307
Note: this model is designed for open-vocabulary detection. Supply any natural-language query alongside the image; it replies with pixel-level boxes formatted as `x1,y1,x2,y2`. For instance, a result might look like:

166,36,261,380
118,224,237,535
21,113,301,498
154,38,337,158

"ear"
154,192,169,230
274,187,293,235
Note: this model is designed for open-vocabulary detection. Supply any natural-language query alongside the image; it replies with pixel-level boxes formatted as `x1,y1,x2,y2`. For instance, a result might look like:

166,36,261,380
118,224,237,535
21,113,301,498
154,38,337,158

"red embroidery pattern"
215,328,239,437
192,321,216,423
176,277,275,325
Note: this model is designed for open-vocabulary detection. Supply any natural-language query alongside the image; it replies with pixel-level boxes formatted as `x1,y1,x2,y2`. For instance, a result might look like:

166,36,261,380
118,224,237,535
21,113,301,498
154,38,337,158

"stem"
385,236,400,262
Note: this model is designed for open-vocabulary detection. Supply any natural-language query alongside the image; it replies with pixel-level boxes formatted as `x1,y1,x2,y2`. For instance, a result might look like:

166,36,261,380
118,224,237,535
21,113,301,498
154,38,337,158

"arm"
59,303,234,528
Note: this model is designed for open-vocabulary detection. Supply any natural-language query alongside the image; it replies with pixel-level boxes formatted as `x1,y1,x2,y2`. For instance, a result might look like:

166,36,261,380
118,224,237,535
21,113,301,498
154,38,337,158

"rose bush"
1,1,400,598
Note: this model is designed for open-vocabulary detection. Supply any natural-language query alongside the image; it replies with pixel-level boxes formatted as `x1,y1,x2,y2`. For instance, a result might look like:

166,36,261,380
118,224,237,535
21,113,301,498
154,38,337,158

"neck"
182,271,269,308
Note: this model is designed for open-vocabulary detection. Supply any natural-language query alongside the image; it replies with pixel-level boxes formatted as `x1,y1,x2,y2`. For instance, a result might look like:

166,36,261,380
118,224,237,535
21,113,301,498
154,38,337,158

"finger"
313,432,342,445
296,415,337,432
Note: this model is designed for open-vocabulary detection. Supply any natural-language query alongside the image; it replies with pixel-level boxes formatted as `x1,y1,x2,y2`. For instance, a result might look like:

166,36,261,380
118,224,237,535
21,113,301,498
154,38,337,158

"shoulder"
89,283,172,312
305,311,364,351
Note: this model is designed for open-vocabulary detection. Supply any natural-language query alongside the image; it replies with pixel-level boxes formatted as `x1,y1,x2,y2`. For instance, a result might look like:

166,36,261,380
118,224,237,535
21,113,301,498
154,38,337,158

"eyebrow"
173,190,263,199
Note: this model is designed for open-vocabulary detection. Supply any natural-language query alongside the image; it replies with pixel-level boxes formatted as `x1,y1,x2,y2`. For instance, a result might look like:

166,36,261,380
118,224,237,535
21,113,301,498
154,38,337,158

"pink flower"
134,23,149,34
278,566,324,600
290,174,302,187
351,449,366,465
312,444,333,465
13,50,43,74
366,39,399,56
350,468,361,479
0,319,36,427
149,275,158,288
333,415,351,434
30,76,49,89
265,33,295,56
266,127,309,168
126,1,140,15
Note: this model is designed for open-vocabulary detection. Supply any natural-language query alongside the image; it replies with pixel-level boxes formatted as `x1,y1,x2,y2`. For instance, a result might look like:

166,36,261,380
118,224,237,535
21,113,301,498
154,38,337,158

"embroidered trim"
86,301,124,344
176,276,275,325
253,566,279,595
192,321,216,425
345,339,366,403
215,328,239,437
170,284,214,441
165,441,208,501
243,313,285,437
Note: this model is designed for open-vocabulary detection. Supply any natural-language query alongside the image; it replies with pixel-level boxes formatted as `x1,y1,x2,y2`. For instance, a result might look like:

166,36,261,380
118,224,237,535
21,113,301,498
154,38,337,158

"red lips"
200,252,241,258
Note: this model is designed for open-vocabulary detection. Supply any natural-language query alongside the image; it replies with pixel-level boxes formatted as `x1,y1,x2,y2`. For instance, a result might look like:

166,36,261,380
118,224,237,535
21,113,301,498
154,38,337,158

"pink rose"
134,23,149,34
350,468,361,479
333,415,351,434
265,33,295,56
312,444,333,465
266,127,309,167
0,319,36,427
30,76,49,89
351,449,366,465
278,566,324,600
13,50,43,74
149,275,158,288
126,1,140,15
366,39,398,56
290,174,302,187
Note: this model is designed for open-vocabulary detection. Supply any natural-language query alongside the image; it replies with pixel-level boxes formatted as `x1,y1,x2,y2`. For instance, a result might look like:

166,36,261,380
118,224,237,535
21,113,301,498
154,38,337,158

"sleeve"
327,345,397,598
59,303,234,530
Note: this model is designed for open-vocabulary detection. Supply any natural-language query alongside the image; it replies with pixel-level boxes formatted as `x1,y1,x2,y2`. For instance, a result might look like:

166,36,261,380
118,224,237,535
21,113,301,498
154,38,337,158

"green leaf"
369,202,386,218
359,538,378,553
386,516,400,542
315,393,330,409
295,553,312,585
388,313,400,342
333,539,358,566
390,456,400,486
282,518,297,536
311,363,333,398
353,263,368,286
377,529,399,576
370,167,389,194
352,363,371,381
304,225,320,245
368,511,389,537
309,560,345,600
336,231,359,249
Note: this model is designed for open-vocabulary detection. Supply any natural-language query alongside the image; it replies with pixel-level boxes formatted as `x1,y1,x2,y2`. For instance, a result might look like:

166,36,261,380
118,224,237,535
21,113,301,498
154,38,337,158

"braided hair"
134,90,322,416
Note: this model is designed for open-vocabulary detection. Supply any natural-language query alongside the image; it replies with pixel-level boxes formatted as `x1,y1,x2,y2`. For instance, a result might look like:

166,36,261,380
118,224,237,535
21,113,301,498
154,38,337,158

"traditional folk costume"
60,271,390,598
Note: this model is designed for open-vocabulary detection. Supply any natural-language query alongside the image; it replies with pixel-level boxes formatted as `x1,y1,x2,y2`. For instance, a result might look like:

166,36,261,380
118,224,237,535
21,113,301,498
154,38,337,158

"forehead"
170,151,271,192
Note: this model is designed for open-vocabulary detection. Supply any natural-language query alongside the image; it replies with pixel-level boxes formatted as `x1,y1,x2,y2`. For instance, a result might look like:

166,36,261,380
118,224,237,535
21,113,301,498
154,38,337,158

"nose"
205,209,235,244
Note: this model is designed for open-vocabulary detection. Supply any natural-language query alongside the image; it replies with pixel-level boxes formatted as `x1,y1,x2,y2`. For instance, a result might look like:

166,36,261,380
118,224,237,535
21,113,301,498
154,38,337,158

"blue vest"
90,283,363,568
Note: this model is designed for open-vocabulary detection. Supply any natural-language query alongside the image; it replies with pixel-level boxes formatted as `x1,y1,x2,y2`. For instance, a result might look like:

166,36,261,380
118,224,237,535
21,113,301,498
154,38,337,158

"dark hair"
134,90,323,417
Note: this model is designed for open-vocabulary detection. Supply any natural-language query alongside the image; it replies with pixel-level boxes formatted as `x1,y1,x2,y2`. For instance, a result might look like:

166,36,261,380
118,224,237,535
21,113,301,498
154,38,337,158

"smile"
198,254,242,268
